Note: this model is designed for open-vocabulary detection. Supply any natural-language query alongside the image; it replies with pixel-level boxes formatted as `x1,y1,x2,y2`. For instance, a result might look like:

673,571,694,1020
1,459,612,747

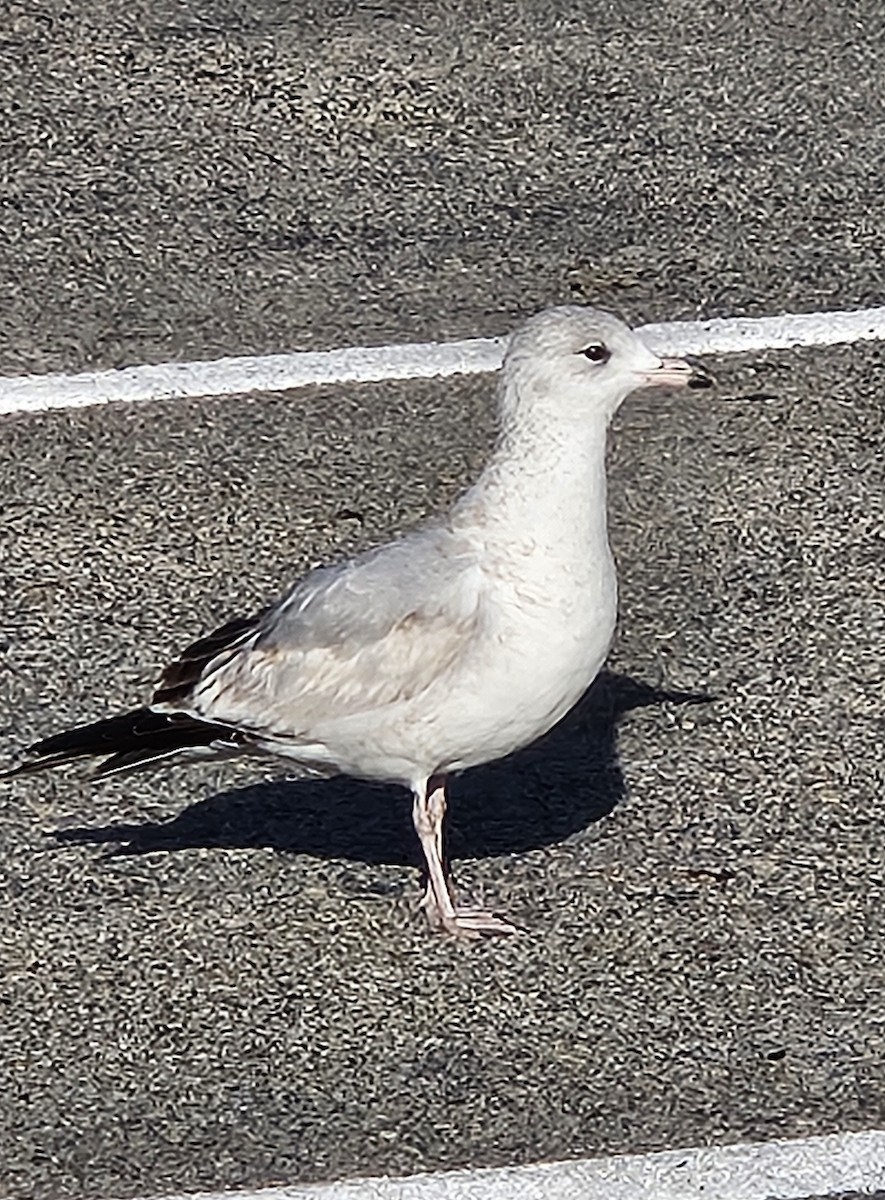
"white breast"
427,538,618,773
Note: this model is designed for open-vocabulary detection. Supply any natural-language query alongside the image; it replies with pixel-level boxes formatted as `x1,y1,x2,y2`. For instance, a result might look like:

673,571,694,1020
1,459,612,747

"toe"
446,908,522,938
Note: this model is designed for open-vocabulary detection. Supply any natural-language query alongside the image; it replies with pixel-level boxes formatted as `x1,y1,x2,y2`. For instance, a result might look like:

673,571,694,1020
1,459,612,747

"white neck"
452,388,614,560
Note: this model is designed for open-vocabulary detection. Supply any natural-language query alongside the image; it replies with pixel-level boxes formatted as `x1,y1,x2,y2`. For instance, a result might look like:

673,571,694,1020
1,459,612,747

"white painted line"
0,338,505,418
140,1128,885,1200
2,305,885,419
638,304,885,357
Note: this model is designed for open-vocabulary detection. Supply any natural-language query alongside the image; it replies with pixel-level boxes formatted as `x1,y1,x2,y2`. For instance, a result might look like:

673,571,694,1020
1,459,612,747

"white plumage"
4,305,708,937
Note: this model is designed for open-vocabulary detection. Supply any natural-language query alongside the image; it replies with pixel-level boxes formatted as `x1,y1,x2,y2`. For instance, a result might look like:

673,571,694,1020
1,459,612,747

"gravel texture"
1,0,884,374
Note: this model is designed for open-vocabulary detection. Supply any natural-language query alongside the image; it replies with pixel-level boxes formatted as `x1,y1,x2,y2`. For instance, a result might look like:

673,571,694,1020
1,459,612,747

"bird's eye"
580,343,610,363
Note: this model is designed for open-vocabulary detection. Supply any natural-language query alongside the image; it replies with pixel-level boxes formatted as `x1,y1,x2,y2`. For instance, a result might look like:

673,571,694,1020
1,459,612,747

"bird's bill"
638,357,713,390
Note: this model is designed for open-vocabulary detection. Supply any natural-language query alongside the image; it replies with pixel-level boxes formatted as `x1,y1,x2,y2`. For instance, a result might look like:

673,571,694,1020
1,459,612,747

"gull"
3,306,710,938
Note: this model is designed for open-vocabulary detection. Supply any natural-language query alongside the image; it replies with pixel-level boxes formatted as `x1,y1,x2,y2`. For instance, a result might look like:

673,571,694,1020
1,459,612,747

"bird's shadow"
51,672,712,868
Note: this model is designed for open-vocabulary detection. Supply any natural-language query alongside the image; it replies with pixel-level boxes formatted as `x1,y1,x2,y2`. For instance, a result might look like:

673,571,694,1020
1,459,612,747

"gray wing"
152,525,483,736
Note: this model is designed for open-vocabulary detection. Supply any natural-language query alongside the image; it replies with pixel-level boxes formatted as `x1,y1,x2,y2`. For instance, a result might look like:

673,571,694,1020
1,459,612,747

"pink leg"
412,775,520,939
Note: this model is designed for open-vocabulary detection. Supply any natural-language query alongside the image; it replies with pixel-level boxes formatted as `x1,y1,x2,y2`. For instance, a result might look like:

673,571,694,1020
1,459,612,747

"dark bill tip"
687,371,715,390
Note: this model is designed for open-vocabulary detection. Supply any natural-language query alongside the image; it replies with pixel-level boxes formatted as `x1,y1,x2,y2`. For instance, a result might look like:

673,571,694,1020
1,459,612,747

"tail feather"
2,708,246,779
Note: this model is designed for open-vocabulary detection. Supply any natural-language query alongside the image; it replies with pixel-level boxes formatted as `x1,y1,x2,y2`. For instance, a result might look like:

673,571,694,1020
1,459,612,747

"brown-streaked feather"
153,612,264,705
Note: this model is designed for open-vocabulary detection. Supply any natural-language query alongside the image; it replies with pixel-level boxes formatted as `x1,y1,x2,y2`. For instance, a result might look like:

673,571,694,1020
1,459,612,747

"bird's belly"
431,596,615,773
295,568,616,785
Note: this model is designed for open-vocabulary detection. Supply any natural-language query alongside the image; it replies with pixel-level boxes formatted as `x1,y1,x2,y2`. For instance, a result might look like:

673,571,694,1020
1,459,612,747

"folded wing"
153,525,483,740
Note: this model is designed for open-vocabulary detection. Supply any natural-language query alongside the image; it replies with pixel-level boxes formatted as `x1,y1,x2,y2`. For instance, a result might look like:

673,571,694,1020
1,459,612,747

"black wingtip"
2,708,242,780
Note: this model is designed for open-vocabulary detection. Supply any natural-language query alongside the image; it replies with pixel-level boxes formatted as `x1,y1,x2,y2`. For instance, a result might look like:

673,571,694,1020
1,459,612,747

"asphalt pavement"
2,0,885,374
1,341,884,1198
1,2,884,1199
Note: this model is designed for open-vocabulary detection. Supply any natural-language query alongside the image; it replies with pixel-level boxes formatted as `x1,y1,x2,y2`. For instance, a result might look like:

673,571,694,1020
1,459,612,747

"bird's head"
500,305,711,424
